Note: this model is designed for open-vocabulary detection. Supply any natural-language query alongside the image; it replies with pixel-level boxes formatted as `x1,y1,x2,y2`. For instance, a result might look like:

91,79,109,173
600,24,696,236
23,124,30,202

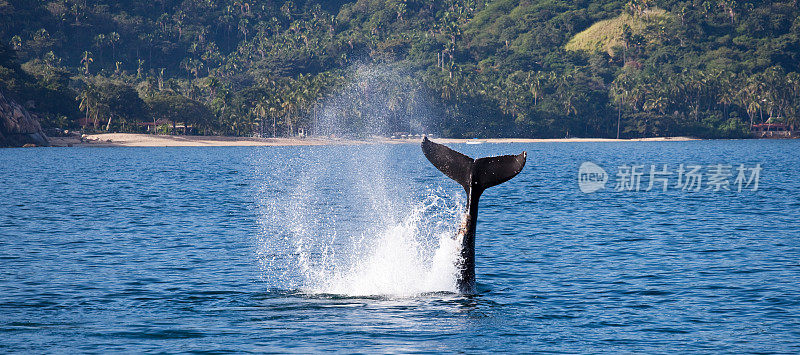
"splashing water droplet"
253,64,459,297
307,194,463,296
313,63,435,138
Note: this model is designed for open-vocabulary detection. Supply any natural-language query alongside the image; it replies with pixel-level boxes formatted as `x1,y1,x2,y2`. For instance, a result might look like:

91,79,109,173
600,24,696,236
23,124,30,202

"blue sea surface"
1,140,799,353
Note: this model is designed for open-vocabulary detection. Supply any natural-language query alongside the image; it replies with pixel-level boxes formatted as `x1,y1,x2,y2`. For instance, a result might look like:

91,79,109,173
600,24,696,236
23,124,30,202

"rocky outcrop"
0,90,49,147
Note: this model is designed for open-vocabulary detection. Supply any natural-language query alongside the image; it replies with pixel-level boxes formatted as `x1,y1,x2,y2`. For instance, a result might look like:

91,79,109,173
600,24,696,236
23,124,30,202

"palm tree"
529,71,543,106
269,105,278,137
136,59,145,78
10,35,22,50
174,11,185,40
108,32,120,61
686,70,707,122
158,68,165,91
610,80,627,139
252,100,268,137
238,18,250,42
739,77,764,126
281,95,297,136
94,33,106,60
785,72,800,132
643,94,668,115
718,0,738,24
43,51,60,67
76,85,97,133
81,51,93,74
717,73,738,121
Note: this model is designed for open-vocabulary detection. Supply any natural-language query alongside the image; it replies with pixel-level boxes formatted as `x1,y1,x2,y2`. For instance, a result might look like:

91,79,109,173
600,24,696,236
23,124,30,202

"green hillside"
566,8,669,55
1,0,799,138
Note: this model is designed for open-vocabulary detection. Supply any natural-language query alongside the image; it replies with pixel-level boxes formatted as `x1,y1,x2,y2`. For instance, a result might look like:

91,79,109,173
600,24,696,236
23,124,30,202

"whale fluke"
421,137,473,190
421,137,526,293
473,152,527,191
422,137,526,193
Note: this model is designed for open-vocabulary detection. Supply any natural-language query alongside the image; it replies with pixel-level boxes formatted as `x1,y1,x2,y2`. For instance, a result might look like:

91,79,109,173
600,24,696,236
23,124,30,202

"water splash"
313,63,434,138
255,153,465,297
254,63,460,297
304,193,463,296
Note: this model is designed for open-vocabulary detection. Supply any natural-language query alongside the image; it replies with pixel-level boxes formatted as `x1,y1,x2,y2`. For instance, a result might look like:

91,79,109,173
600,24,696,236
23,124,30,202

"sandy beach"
49,133,355,147
46,133,698,147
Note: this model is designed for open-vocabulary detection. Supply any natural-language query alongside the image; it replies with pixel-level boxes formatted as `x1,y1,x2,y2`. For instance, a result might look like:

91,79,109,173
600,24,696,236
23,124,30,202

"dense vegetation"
1,0,799,138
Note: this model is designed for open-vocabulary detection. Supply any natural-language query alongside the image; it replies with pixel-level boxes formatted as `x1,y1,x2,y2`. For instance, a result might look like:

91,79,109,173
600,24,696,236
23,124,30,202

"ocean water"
1,140,799,353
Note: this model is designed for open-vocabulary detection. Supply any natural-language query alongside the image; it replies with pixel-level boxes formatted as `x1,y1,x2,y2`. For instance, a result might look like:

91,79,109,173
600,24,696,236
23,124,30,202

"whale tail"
421,137,526,193
422,136,526,293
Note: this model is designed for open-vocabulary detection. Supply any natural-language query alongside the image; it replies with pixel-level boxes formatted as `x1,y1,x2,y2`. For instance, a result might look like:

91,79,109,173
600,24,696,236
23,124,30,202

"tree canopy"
1,0,799,138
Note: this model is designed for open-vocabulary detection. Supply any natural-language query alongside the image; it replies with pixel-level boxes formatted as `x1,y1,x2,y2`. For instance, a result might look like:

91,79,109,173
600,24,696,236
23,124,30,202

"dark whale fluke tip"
421,137,526,293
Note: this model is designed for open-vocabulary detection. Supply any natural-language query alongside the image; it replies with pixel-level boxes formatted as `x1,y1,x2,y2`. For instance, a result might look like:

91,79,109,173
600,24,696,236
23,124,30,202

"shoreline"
44,133,701,147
